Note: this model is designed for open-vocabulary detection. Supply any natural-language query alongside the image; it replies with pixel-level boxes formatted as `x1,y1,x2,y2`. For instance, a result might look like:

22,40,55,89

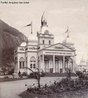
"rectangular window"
43,40,44,44
30,64,32,68
49,40,51,45
23,62,24,68
21,61,23,68
33,64,35,68
20,62,21,68
19,61,25,68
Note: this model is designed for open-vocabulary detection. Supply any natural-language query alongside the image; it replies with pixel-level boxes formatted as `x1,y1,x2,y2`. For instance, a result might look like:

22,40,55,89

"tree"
25,67,41,89
1,67,7,75
1,48,14,74
8,68,14,75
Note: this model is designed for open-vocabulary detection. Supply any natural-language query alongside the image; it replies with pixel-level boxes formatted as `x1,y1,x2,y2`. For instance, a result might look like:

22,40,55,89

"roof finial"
41,11,48,28
65,26,70,39
63,26,70,44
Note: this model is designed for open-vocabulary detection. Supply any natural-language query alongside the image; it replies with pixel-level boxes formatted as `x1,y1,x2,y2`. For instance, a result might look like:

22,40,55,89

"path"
0,77,61,98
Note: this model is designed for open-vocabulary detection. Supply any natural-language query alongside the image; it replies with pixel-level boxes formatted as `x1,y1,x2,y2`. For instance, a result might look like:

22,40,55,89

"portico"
38,46,75,73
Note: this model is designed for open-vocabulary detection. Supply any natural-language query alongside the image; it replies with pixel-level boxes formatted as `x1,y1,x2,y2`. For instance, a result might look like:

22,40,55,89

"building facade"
78,58,88,72
14,16,76,75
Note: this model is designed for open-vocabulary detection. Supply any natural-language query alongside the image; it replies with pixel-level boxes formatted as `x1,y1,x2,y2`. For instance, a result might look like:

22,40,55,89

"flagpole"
66,26,70,43
63,26,69,44
31,21,32,34
24,22,33,34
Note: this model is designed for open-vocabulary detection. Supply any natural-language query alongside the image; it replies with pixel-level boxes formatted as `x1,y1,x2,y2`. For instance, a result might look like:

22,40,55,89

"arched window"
43,40,44,44
19,57,25,68
30,56,36,69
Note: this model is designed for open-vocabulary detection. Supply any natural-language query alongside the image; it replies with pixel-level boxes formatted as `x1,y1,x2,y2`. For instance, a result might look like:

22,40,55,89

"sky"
0,0,88,64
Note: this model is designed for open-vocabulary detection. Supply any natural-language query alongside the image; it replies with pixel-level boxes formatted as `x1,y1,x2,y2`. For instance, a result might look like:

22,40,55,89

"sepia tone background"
0,0,88,64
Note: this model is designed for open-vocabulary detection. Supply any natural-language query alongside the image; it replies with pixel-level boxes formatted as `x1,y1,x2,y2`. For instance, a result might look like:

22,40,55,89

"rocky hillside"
0,19,27,67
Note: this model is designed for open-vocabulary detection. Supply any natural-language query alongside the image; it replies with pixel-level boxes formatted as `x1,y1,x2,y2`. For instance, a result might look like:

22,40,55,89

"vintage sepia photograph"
0,0,88,98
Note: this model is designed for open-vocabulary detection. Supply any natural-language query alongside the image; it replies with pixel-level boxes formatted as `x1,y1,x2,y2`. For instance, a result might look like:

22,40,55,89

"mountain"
0,19,28,67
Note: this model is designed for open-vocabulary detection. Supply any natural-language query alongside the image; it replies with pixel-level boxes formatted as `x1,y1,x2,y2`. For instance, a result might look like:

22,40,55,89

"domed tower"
37,13,54,49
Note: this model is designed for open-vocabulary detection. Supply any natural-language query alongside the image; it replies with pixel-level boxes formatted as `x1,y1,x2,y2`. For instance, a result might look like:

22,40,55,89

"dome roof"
41,26,49,34
44,30,49,35
20,42,26,46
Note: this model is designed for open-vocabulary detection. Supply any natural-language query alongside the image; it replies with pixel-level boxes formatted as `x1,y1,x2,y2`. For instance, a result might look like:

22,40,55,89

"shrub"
4,76,9,79
28,72,37,78
27,72,44,78
40,72,45,77
22,72,27,76
76,71,84,79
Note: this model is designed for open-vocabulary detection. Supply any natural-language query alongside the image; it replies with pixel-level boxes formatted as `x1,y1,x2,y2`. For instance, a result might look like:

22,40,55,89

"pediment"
44,43,74,51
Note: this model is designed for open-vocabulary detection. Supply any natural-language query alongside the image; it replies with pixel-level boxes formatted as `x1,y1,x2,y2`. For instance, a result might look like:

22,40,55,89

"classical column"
58,59,60,73
42,55,45,72
53,55,55,73
72,57,75,73
62,56,65,73
38,55,41,72
59,58,62,73
49,58,50,72
71,59,73,73
65,56,68,71
17,59,19,73
25,57,27,73
37,56,40,71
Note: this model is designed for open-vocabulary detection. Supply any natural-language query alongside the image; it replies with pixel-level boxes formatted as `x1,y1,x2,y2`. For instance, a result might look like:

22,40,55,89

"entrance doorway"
50,68,53,73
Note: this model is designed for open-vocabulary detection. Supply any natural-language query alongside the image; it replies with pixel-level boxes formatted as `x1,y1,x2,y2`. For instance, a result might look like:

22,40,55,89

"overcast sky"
0,0,88,64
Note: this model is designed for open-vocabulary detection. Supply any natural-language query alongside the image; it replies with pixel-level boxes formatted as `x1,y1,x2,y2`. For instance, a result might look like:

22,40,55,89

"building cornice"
38,42,76,52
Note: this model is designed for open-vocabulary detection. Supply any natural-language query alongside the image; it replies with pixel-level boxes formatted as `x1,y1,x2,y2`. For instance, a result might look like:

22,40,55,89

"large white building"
14,15,76,75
